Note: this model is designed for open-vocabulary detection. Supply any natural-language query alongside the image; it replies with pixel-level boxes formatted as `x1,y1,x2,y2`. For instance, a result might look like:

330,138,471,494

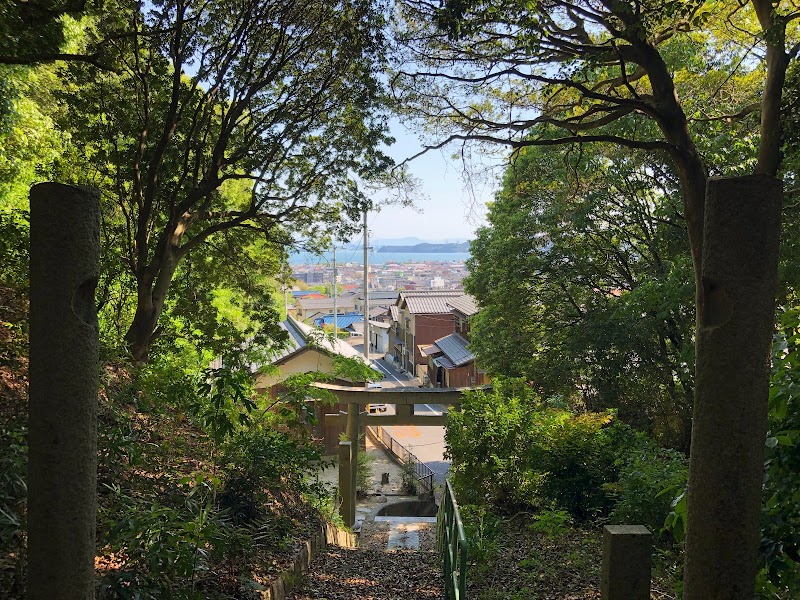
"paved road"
367,356,450,483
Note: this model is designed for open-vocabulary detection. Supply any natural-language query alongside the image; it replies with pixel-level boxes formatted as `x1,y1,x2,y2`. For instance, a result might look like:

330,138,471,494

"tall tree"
0,0,122,68
58,0,393,361
394,1,797,596
467,141,695,449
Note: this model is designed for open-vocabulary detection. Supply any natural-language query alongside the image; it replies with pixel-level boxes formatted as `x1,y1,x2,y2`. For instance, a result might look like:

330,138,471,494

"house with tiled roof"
423,332,489,388
354,290,399,315
295,296,355,321
423,294,488,387
254,317,370,392
391,290,466,377
447,294,480,338
254,317,372,452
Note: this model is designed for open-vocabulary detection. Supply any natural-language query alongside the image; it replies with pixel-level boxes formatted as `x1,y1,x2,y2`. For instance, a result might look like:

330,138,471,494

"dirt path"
289,547,442,600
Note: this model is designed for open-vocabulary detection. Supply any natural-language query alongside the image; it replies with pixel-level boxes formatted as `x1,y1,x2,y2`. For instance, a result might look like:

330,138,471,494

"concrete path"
375,516,438,550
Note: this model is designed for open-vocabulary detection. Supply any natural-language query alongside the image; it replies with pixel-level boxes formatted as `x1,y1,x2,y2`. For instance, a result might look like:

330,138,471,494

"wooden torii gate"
316,382,490,526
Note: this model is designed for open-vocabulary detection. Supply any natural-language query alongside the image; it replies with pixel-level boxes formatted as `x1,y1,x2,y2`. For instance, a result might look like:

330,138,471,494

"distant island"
376,242,470,253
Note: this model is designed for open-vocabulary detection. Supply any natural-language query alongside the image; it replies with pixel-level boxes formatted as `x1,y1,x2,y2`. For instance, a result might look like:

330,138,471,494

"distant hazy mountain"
376,241,470,253
341,236,469,250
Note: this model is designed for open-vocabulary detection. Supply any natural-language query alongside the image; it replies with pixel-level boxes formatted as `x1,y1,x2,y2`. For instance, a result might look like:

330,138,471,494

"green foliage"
192,365,257,447
758,307,800,595
357,448,373,496
98,481,234,599
465,141,695,450
0,208,29,367
0,426,27,597
446,378,624,519
219,426,327,525
400,455,418,496
459,504,502,565
331,354,383,384
0,208,28,290
527,509,572,538
607,438,688,540
52,0,394,360
664,489,688,545
0,66,66,207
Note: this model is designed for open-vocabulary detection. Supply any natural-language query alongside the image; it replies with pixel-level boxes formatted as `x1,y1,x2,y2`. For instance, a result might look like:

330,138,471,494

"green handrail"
437,479,467,600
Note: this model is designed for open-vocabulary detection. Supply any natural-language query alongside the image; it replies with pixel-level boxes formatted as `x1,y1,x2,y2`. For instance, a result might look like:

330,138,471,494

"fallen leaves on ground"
466,519,677,600
290,548,441,600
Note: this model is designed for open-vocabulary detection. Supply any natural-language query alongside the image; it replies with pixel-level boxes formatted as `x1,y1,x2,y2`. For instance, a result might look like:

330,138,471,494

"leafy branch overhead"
395,0,797,161
58,0,395,361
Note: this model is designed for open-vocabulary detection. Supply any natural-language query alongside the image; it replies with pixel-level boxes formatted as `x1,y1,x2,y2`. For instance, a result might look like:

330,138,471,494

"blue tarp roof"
313,313,364,329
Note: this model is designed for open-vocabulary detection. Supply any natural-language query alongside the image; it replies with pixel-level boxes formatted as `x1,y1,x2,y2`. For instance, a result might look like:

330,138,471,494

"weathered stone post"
338,440,354,526
28,183,100,600
684,175,782,599
601,525,652,600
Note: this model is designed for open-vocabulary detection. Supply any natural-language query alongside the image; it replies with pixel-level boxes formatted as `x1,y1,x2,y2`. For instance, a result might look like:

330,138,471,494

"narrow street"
365,352,451,484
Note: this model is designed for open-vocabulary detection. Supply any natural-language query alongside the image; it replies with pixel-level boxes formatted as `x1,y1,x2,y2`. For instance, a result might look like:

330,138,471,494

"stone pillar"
28,183,100,600
601,525,652,600
684,175,782,599
338,441,354,526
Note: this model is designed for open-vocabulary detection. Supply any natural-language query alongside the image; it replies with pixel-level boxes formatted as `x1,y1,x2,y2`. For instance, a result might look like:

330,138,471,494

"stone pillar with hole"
28,183,100,600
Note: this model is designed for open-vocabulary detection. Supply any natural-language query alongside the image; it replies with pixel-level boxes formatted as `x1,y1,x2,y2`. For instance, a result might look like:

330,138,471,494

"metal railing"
368,425,435,497
437,479,467,600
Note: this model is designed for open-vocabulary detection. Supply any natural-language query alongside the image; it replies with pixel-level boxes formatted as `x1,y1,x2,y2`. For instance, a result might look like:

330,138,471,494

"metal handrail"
437,479,467,600
368,425,435,497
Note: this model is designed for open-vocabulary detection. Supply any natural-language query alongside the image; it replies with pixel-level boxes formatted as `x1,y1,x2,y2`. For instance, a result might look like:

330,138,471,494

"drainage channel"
363,498,439,550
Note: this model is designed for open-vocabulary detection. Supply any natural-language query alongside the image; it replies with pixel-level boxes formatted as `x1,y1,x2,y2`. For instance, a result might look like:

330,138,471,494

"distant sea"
288,250,471,266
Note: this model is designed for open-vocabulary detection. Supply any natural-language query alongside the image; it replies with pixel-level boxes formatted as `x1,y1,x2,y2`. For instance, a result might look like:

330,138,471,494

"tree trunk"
125,248,181,362
683,175,782,599
28,183,100,599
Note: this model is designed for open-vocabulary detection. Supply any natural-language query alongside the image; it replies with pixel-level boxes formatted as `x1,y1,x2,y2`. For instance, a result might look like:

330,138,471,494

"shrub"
0,426,27,597
218,425,325,525
98,481,234,599
607,441,688,538
357,448,373,497
460,504,503,564
446,378,624,518
527,509,572,537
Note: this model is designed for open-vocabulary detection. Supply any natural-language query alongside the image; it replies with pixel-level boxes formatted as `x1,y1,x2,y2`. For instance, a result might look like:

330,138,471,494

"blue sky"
363,119,506,242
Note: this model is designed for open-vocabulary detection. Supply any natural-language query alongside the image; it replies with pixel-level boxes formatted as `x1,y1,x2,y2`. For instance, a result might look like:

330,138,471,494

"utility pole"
363,208,370,360
332,244,338,337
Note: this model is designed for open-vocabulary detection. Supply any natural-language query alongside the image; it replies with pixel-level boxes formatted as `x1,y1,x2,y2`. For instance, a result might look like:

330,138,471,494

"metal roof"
268,317,369,366
433,356,455,369
397,289,465,302
313,313,364,329
447,294,480,317
298,297,355,310
403,294,465,314
418,344,439,357
433,332,474,367
357,290,400,301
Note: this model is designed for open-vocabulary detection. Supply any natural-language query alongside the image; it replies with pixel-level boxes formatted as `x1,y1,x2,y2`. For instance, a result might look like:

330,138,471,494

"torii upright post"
345,402,359,527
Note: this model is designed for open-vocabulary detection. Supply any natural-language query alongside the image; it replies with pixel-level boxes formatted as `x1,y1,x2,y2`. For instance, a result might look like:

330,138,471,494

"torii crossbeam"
315,383,491,527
